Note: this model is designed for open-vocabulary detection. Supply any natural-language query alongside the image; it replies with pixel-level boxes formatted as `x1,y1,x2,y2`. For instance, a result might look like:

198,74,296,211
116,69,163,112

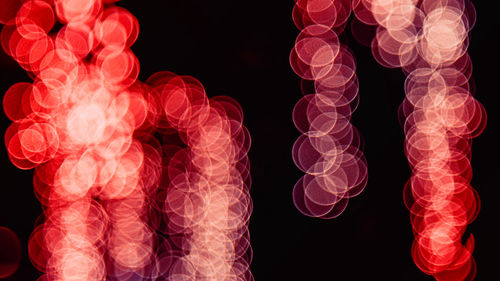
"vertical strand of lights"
290,0,368,219
147,72,253,281
1,0,253,280
0,0,155,279
352,0,485,279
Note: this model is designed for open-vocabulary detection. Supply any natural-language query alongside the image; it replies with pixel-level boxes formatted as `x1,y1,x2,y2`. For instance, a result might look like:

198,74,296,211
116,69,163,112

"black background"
0,0,498,280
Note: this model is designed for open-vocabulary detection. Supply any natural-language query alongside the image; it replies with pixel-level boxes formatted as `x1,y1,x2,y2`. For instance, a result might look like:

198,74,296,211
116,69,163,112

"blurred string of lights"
290,0,485,280
290,0,368,219
356,0,484,279
0,0,253,280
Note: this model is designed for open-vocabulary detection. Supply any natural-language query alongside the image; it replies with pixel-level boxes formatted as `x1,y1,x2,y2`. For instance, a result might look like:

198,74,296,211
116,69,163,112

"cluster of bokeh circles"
351,0,485,280
1,0,252,280
148,73,253,281
290,0,368,219
0,0,486,279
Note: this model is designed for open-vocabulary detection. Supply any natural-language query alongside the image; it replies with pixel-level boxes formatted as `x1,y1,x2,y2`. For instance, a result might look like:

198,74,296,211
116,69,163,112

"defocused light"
0,226,22,278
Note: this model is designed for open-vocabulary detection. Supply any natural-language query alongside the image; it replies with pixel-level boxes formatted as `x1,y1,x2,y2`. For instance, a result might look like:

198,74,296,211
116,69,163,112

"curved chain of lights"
0,0,253,280
352,0,484,279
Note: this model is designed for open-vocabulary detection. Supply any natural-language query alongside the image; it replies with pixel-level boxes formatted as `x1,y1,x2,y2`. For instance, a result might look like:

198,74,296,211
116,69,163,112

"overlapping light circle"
0,226,22,278
291,0,368,219
1,0,253,280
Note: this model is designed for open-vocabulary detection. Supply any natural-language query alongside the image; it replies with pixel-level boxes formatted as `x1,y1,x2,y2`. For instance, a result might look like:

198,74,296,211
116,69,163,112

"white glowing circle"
66,103,106,145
